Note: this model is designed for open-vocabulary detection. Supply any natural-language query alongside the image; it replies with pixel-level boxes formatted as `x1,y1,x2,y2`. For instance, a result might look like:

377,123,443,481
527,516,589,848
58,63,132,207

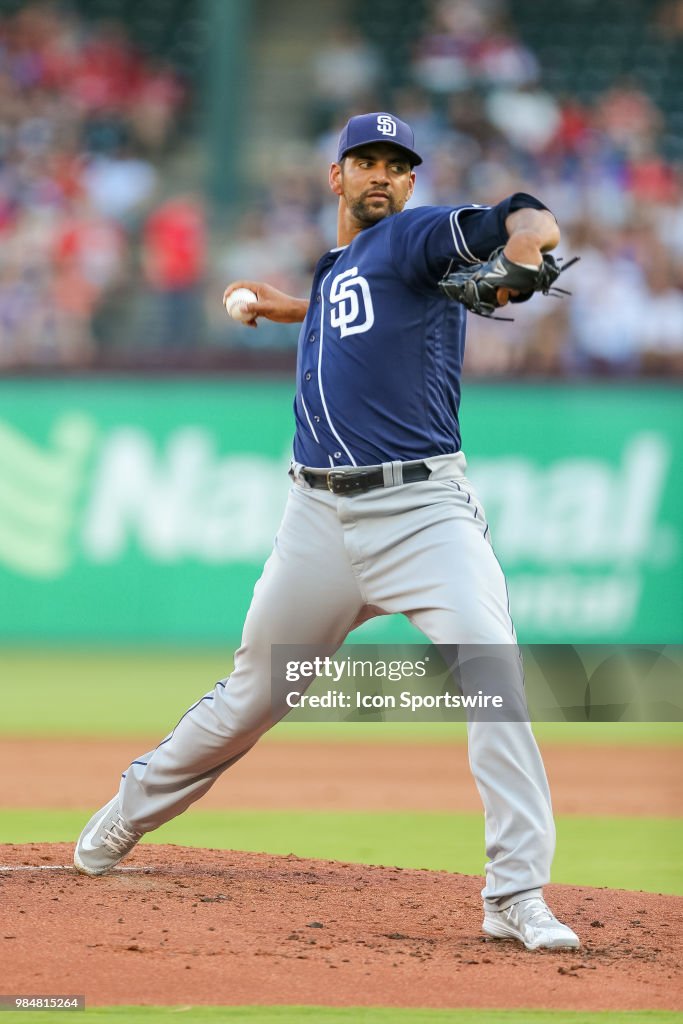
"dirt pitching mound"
1,844,681,1011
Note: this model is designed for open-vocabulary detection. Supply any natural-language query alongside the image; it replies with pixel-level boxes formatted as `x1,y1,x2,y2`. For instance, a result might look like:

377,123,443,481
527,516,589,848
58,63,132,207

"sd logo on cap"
336,112,422,166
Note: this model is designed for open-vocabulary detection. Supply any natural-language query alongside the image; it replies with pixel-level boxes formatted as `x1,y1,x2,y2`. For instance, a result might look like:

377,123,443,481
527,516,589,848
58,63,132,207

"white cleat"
74,796,144,876
483,896,580,950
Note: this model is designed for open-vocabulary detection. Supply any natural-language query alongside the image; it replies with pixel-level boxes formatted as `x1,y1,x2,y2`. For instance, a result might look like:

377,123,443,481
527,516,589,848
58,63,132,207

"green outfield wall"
0,379,680,645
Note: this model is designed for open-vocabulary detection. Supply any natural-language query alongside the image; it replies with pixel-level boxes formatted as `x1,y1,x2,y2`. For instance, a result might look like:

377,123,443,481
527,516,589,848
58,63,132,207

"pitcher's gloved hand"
438,247,578,319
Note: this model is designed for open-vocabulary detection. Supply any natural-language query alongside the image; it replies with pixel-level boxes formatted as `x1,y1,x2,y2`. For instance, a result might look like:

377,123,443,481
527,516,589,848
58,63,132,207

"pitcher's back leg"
119,486,365,833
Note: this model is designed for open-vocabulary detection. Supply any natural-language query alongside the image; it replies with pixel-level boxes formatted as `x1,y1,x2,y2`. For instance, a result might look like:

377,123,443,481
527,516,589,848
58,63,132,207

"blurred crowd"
2,0,683,375
0,2,194,368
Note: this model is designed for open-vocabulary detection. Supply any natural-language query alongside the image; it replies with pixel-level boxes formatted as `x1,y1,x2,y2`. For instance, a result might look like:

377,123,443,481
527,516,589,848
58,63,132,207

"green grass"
2,809,681,895
0,1009,680,1023
277,721,683,746
1,649,681,746
0,1012,680,1024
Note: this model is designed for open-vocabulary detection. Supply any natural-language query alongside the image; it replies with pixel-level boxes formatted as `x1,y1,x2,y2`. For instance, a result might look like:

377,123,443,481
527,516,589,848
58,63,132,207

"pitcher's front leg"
381,480,556,908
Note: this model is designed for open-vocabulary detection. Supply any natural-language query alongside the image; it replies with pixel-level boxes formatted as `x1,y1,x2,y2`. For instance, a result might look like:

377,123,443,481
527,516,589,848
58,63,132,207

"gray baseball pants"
119,452,555,911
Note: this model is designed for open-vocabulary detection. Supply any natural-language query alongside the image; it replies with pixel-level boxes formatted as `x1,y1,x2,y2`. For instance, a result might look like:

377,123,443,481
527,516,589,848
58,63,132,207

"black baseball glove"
438,247,578,319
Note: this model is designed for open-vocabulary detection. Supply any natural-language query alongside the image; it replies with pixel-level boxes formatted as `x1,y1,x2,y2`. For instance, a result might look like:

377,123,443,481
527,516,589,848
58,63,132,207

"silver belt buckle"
326,470,337,493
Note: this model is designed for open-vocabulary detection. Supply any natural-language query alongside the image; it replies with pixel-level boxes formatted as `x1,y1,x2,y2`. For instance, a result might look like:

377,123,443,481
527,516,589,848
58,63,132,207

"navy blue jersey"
293,192,548,468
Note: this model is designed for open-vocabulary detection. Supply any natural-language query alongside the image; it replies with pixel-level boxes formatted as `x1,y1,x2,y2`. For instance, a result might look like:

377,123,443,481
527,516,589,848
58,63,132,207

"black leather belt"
301,461,431,495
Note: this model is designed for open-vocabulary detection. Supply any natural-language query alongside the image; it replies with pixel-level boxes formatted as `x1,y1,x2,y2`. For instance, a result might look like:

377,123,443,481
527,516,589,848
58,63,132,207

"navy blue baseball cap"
337,112,422,166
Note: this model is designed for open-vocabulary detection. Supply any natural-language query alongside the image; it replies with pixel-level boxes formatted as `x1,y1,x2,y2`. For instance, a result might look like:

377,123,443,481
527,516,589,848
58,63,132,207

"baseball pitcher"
75,112,580,952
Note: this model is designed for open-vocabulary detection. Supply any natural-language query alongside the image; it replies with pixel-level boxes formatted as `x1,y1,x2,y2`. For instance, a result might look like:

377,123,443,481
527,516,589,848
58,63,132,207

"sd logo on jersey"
330,267,375,338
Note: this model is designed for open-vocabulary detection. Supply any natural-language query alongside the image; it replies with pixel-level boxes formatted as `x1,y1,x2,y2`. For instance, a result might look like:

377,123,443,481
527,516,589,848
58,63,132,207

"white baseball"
224,287,257,322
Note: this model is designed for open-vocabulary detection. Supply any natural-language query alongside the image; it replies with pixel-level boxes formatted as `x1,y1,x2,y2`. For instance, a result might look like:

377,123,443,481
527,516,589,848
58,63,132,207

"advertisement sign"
0,380,680,643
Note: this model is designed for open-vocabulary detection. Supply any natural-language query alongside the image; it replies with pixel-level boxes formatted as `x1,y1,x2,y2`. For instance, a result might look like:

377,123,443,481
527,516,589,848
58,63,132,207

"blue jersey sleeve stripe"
449,209,479,264
448,210,472,264
450,206,491,264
